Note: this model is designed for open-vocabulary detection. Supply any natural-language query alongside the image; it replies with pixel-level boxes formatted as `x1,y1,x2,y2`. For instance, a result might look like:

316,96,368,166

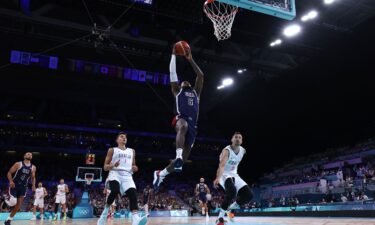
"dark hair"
232,132,242,137
116,132,127,139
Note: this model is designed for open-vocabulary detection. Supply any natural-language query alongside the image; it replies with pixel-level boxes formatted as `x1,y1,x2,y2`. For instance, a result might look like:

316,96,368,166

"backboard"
218,0,296,20
76,167,102,183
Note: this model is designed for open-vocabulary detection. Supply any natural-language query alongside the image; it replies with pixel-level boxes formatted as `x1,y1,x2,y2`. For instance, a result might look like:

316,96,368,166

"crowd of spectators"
0,127,222,157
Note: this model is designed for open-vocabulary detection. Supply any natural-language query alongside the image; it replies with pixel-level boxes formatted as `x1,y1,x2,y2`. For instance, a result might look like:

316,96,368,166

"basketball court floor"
8,217,375,225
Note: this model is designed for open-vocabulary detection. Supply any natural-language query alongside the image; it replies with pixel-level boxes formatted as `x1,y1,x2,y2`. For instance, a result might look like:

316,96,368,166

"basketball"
174,41,191,56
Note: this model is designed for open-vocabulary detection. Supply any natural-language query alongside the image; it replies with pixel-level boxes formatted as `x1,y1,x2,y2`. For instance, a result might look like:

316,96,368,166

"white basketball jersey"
35,187,44,198
108,147,134,177
221,145,246,176
57,184,66,196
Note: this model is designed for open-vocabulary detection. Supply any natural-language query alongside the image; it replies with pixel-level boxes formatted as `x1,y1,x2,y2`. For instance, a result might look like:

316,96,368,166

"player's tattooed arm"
43,188,48,198
213,148,229,188
185,49,204,97
104,148,119,171
7,162,20,188
205,184,211,194
31,165,36,191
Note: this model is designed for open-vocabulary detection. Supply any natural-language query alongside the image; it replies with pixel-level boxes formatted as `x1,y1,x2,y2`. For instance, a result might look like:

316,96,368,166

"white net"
204,0,238,41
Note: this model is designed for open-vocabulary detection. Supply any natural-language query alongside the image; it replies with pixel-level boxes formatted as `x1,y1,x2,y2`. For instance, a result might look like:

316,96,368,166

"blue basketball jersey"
13,161,33,187
198,183,206,194
175,88,199,123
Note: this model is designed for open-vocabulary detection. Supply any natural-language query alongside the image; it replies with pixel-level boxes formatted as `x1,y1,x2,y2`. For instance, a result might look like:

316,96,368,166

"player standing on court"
103,185,116,219
195,178,210,216
97,132,147,225
153,43,204,189
3,152,36,225
213,132,253,225
143,185,152,216
31,182,47,220
53,178,69,220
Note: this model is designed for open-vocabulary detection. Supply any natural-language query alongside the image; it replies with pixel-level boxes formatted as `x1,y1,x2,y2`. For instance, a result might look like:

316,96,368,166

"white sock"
159,168,169,177
176,148,183,159
7,217,13,221
101,205,109,218
218,208,225,218
229,201,239,210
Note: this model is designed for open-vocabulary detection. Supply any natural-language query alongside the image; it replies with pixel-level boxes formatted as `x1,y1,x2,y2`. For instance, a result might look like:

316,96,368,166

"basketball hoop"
204,0,238,41
85,177,93,186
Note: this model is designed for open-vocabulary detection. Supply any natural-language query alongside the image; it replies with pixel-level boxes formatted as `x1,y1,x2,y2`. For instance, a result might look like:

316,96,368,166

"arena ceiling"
0,0,374,75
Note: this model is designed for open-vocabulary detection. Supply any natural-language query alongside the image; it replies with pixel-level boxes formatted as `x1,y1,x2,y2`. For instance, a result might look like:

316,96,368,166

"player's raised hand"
132,165,138,173
184,48,192,61
114,160,120,167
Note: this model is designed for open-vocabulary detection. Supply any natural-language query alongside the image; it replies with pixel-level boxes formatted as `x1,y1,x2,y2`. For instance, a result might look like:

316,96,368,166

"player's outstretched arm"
170,45,180,96
65,184,69,193
185,50,204,97
213,149,229,188
7,162,20,188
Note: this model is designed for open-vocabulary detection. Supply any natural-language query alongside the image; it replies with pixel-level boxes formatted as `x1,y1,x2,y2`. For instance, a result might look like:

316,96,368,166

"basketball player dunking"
31,182,47,220
153,44,204,189
143,185,152,216
97,132,147,225
3,152,36,225
213,132,253,225
195,178,210,216
53,178,69,220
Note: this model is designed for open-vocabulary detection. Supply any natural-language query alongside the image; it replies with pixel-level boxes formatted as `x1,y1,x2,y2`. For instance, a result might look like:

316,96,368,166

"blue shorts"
9,186,27,198
198,193,207,203
173,116,197,148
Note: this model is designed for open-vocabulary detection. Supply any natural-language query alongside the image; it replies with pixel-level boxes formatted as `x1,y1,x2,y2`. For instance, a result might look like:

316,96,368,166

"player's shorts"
219,174,247,192
55,195,66,204
34,198,44,208
9,186,27,198
107,173,136,195
172,115,197,148
198,193,207,203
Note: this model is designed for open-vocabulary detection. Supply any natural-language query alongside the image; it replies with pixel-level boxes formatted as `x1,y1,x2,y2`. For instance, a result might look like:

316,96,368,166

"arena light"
324,0,335,5
237,69,247,74
283,24,301,37
222,78,234,86
270,39,282,47
217,85,225,90
301,10,318,22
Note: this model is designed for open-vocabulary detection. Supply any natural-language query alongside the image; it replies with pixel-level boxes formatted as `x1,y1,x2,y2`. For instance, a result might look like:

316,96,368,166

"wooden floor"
10,217,375,225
